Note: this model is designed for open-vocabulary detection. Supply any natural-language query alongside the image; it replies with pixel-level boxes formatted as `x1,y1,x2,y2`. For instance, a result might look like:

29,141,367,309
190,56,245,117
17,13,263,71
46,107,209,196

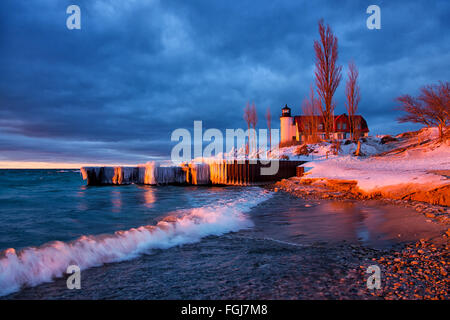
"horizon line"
0,161,129,170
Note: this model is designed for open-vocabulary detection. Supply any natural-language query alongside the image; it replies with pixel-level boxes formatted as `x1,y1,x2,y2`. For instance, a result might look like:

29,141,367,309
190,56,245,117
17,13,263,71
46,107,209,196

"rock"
402,185,450,207
380,135,398,144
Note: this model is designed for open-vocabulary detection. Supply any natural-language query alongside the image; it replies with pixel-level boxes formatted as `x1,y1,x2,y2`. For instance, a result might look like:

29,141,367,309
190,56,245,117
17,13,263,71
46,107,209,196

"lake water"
0,170,444,299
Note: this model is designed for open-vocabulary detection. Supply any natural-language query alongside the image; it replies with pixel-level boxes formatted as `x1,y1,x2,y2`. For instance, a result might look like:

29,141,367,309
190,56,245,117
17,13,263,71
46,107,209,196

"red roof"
294,114,369,133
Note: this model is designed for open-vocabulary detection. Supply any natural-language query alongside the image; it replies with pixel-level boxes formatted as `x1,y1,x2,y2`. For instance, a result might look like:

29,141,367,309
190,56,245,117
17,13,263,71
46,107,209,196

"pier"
81,160,306,186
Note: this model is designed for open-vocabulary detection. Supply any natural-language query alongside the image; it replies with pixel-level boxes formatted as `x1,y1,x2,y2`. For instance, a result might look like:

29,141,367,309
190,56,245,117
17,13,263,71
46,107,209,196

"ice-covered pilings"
80,167,138,185
137,163,185,184
81,160,306,186
208,160,306,185
81,164,187,186
182,163,210,185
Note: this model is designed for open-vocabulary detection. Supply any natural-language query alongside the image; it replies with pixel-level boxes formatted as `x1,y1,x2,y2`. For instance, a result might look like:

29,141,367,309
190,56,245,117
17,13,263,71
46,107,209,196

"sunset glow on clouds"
0,0,449,167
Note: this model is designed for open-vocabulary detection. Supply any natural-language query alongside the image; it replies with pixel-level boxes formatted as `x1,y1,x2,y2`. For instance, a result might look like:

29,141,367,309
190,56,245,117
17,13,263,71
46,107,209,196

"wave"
0,189,272,297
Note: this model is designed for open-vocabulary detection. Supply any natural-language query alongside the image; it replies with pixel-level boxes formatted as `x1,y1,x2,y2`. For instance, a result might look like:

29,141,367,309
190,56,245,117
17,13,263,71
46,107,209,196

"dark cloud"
0,0,449,164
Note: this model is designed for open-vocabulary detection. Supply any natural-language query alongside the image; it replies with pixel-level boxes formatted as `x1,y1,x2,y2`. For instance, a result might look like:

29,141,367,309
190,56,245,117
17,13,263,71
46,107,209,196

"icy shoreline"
277,128,450,206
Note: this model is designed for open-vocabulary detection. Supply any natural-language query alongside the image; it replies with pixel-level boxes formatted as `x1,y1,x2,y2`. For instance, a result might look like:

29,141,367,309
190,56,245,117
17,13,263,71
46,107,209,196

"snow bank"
298,128,450,195
274,136,392,161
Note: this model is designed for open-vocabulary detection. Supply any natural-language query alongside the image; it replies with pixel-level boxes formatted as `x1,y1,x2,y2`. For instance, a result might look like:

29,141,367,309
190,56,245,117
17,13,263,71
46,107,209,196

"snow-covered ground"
275,136,391,161
279,128,450,194
189,135,390,163
164,127,448,196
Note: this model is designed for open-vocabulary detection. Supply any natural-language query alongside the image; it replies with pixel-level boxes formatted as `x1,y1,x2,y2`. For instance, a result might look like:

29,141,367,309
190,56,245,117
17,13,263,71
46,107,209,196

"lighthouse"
280,105,297,143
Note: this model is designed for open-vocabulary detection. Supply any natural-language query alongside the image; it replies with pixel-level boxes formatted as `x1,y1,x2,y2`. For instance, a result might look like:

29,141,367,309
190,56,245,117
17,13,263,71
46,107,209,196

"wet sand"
269,182,449,299
274,177,450,226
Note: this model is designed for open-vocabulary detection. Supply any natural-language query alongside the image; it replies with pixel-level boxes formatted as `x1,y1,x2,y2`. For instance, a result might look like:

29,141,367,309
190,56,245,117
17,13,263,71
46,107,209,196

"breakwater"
81,160,306,186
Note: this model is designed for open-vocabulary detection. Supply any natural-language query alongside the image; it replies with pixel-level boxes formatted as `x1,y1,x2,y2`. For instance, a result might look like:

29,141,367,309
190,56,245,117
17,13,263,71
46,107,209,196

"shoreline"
4,188,448,300
1,178,448,300
269,179,449,299
273,177,449,226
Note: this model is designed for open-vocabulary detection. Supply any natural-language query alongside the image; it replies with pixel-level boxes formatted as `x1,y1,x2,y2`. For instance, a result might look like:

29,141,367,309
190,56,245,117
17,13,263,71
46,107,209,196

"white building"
280,105,298,143
280,105,369,144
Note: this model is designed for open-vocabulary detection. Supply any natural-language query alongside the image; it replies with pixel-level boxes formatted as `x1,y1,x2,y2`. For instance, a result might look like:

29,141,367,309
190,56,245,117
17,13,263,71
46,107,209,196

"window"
343,123,347,130
318,124,323,130
337,123,341,130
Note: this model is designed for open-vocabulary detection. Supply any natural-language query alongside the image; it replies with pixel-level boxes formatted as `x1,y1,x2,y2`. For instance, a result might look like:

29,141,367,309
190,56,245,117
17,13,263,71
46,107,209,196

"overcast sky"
0,0,449,166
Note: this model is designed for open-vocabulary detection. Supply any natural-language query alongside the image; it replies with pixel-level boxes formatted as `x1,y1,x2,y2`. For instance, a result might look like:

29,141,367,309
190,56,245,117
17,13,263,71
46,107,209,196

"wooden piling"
81,160,306,186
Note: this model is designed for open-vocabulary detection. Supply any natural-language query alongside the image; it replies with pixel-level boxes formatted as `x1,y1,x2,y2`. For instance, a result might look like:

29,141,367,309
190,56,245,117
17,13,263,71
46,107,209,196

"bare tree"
243,102,252,156
302,86,320,143
419,82,449,139
396,95,432,126
345,61,361,141
244,102,258,155
396,81,449,140
314,20,342,140
266,107,272,153
250,102,258,154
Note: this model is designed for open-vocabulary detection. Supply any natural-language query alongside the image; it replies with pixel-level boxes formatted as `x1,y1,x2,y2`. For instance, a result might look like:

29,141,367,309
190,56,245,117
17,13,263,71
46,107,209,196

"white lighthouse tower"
280,105,296,144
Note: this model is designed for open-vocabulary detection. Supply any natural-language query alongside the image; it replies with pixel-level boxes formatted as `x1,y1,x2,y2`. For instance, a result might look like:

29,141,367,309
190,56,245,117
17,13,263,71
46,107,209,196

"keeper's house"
280,105,369,144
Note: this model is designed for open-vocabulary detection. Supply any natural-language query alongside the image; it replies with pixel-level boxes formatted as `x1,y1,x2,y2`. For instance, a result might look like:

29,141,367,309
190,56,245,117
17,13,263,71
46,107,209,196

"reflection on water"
75,189,88,211
329,201,356,210
138,186,156,208
111,189,122,213
246,194,445,248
